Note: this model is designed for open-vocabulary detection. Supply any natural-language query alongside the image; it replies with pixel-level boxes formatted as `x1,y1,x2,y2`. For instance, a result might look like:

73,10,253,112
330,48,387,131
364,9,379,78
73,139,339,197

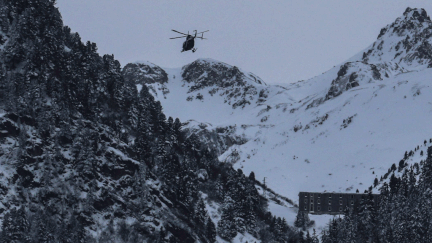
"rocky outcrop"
183,120,248,156
360,8,432,69
307,7,430,108
122,61,168,85
181,58,266,108
325,62,380,100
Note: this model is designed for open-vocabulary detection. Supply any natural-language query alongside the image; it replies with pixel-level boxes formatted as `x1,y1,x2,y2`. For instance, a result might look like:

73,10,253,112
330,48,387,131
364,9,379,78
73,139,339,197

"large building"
298,192,380,215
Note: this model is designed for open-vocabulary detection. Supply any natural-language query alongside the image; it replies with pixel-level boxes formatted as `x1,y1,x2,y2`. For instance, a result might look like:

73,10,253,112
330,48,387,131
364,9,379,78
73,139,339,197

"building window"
311,199,314,203
329,201,331,205
339,207,343,211
318,194,321,198
318,199,321,204
351,195,354,199
304,199,307,203
317,206,321,211
304,206,307,210
351,201,354,205
339,195,342,198
340,200,343,205
310,204,314,211
329,195,332,199
328,207,331,211
305,194,308,197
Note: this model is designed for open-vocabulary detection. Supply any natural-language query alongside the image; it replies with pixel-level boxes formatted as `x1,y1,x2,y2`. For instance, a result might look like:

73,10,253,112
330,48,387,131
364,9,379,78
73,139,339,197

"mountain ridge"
349,7,432,69
128,7,432,231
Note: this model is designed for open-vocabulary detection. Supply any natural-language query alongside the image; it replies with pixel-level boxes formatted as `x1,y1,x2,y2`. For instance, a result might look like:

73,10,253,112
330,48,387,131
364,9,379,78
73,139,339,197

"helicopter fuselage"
182,35,195,52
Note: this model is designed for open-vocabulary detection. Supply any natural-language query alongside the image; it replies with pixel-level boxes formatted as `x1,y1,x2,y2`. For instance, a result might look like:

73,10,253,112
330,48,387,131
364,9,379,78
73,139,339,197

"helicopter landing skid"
192,48,197,53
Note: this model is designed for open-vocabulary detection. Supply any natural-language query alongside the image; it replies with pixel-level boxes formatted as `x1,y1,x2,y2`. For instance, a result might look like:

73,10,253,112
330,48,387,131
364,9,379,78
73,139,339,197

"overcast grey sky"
56,1,432,84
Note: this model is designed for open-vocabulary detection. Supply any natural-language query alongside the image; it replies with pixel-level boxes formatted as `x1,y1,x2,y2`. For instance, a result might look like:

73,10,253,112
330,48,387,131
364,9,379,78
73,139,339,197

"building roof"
298,191,380,196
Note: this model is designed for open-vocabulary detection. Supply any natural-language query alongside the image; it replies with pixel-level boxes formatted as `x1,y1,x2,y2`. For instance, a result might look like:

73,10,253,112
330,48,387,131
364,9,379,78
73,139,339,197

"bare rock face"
361,8,432,68
325,62,381,100
182,120,248,156
122,61,168,85
306,61,405,109
181,58,266,108
182,58,265,90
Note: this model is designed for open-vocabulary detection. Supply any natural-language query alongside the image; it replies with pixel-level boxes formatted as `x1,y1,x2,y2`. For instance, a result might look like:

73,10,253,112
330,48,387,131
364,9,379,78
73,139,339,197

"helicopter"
170,29,209,53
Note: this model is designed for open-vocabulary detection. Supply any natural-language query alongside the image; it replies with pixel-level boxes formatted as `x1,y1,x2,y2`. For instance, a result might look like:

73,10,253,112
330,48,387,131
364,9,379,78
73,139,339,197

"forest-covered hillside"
320,145,432,242
0,0,303,242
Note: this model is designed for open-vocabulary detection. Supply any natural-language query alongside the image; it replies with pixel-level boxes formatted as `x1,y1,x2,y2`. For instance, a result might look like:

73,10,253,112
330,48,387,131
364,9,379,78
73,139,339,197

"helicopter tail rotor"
197,30,209,39
195,31,208,40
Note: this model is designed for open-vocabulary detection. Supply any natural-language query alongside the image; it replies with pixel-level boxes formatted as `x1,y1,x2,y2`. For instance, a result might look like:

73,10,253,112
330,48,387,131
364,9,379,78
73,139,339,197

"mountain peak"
403,7,430,23
180,58,267,108
182,58,266,86
382,8,431,35
350,7,432,69
190,58,227,65
386,7,431,37
122,61,168,85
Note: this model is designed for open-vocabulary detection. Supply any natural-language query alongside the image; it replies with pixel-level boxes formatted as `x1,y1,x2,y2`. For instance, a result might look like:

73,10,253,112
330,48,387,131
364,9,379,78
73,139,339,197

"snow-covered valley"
125,7,432,230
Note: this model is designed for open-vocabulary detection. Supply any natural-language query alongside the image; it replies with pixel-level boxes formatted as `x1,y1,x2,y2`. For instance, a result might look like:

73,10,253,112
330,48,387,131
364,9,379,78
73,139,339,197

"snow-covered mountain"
126,7,432,227
350,7,432,68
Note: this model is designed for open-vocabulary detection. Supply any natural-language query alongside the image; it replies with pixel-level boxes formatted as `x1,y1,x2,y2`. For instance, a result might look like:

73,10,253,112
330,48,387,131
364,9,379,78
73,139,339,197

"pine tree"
294,211,312,230
217,209,237,240
248,171,255,181
389,173,399,193
311,228,319,243
356,193,378,242
205,216,217,243
398,159,405,171
305,230,313,243
1,210,13,241
298,231,306,243
117,219,130,243
193,198,208,226
1,207,30,242
37,218,54,243
99,219,116,243
127,222,145,243
327,219,340,243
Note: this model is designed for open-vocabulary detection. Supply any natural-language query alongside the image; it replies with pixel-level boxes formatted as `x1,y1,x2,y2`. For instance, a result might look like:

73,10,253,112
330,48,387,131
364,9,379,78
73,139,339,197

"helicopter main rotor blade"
195,37,207,40
169,36,186,39
171,29,188,36
196,30,209,34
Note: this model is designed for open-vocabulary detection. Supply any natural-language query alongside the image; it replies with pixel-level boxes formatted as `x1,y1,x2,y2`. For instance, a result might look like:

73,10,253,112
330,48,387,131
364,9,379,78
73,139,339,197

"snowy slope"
127,7,432,230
